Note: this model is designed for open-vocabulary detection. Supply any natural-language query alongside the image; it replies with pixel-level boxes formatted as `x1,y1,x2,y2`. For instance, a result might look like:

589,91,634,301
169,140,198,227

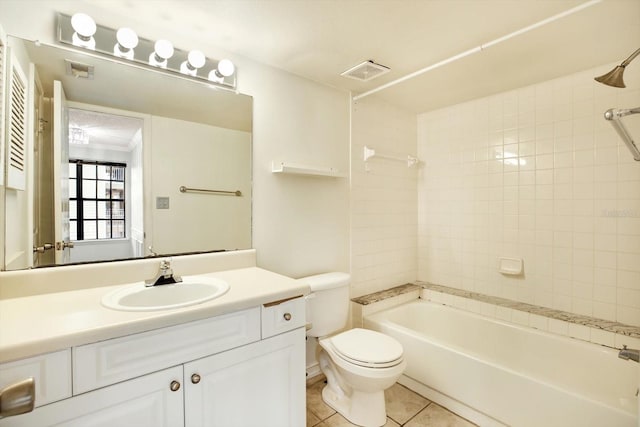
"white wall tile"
417,62,640,327
590,328,615,347
351,97,418,297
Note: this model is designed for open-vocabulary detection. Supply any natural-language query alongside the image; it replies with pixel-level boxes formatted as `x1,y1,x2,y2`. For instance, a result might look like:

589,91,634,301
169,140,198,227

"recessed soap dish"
498,257,523,275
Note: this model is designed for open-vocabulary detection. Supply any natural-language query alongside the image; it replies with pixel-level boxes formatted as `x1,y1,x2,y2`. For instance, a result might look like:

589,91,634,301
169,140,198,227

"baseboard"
306,362,322,384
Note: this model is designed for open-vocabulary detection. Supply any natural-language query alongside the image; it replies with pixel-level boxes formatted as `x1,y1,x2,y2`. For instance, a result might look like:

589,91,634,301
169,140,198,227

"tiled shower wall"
417,62,640,327
351,97,418,298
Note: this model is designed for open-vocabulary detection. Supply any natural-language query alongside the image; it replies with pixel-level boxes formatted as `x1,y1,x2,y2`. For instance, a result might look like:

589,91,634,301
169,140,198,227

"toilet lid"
330,328,403,367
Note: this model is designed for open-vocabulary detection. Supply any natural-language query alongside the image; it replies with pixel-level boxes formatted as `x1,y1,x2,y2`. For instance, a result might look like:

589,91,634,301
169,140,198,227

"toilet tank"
300,272,350,337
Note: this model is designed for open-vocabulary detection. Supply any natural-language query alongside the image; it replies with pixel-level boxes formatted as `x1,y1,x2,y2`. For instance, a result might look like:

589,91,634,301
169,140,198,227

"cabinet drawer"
261,296,305,338
0,349,71,407
73,307,260,394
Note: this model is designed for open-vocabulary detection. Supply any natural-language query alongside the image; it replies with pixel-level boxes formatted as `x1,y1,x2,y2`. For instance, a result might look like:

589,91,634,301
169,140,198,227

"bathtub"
365,300,638,427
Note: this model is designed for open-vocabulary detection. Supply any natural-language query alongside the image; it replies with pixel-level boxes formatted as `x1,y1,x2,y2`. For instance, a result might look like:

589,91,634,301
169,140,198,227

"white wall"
350,97,418,298
130,129,144,257
418,62,640,327
0,1,350,278
149,115,251,254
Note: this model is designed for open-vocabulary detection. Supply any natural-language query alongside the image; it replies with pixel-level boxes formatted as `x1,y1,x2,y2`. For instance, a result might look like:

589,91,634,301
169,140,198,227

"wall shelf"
271,162,346,178
363,146,420,167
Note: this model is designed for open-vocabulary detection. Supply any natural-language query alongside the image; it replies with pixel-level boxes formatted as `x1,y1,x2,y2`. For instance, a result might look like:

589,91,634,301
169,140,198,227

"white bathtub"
365,300,638,427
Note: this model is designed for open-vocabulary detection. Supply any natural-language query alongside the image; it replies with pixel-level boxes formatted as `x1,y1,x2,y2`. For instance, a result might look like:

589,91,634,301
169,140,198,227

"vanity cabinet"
0,366,185,427
0,298,306,427
185,328,305,427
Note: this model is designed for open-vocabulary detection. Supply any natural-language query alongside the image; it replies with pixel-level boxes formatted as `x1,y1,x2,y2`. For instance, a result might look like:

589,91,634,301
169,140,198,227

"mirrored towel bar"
179,186,242,196
604,107,640,161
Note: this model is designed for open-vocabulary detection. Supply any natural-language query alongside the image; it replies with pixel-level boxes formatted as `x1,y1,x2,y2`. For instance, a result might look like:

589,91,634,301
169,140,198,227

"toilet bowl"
301,271,406,427
318,328,406,427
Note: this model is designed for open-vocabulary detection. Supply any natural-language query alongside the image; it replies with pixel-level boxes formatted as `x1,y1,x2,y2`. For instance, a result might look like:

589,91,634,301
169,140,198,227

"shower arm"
604,107,640,161
620,48,640,68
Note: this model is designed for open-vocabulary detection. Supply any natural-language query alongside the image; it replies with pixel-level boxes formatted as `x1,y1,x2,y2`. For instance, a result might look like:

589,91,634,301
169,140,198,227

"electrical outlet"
156,197,170,209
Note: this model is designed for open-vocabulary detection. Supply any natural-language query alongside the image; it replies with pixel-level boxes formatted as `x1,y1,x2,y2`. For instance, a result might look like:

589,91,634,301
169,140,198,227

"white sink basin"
102,276,230,312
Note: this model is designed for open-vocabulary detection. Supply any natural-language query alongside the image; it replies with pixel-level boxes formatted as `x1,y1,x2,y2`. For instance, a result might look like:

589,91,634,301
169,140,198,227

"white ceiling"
64,0,640,113
68,108,142,151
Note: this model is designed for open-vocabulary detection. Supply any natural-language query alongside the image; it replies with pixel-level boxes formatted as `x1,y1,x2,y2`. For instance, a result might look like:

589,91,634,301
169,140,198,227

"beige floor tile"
307,380,337,420
383,417,401,427
317,413,400,427
405,403,477,427
308,408,322,427
384,383,430,425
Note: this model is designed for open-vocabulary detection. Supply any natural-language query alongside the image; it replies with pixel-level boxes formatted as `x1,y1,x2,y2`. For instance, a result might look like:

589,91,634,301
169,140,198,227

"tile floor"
307,377,477,427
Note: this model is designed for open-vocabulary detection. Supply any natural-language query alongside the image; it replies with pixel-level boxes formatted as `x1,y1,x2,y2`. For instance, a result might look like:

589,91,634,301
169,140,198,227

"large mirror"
2,36,252,271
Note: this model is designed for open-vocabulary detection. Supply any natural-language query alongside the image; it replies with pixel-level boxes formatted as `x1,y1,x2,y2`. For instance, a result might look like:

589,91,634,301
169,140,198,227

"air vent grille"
341,60,390,81
65,60,94,79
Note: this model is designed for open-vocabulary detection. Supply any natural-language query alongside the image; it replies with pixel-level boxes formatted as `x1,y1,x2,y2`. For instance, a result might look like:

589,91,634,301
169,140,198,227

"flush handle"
170,380,180,392
0,377,35,419
191,374,201,384
283,312,292,321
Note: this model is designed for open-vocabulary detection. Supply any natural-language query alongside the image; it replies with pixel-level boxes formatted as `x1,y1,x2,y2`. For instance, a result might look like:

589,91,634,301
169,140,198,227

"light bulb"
148,39,174,68
180,50,205,76
208,69,223,83
70,13,96,50
208,59,235,83
113,27,138,60
217,59,235,77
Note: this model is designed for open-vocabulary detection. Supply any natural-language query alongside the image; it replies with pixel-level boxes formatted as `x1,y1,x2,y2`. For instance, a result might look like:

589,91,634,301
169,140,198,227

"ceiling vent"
65,59,94,79
341,60,390,81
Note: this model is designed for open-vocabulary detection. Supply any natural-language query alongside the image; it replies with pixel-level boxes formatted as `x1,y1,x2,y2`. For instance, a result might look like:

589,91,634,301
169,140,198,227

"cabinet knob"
170,380,181,392
0,377,35,418
283,312,292,321
191,373,201,384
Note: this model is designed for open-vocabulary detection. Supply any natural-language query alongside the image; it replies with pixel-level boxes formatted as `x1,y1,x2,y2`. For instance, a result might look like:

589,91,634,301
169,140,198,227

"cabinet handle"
191,374,201,384
283,312,292,321
170,380,181,392
0,377,35,419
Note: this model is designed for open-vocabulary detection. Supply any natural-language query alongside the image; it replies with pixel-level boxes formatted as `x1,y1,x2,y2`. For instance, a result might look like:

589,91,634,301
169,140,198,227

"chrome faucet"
145,259,182,287
618,345,639,363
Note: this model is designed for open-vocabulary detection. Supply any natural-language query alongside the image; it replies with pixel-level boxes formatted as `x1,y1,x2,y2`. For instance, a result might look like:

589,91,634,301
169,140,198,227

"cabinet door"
185,328,305,427
0,366,184,427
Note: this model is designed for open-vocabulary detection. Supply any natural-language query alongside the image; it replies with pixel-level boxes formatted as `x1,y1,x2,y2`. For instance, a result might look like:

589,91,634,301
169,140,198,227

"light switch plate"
156,197,170,209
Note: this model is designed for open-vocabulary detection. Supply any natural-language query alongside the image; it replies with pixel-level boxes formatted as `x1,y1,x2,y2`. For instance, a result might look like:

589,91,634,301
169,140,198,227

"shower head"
595,47,640,88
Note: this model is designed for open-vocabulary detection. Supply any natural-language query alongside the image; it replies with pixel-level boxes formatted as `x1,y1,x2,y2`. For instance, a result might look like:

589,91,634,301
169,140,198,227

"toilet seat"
326,328,404,369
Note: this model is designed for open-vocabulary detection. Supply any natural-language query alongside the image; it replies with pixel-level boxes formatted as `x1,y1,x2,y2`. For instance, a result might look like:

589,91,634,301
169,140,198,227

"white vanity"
0,250,308,426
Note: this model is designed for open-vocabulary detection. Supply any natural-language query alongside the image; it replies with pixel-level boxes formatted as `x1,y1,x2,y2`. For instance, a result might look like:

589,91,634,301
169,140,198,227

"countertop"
0,266,309,364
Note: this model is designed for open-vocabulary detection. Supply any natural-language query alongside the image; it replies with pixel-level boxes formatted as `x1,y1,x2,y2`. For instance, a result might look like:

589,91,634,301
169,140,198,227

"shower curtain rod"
352,0,602,101
604,107,640,161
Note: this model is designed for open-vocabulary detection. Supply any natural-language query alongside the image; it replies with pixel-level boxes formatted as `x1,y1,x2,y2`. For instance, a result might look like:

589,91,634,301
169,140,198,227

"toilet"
302,272,406,427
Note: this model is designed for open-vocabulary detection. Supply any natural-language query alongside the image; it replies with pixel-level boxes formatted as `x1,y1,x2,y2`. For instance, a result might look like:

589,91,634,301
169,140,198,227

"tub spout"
618,345,639,363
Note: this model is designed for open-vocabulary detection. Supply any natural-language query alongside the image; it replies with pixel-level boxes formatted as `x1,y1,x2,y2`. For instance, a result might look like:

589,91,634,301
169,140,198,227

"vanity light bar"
57,12,237,90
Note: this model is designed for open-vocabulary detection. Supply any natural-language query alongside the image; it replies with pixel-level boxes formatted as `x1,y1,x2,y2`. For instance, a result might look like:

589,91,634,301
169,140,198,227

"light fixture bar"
353,0,602,101
57,13,237,90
